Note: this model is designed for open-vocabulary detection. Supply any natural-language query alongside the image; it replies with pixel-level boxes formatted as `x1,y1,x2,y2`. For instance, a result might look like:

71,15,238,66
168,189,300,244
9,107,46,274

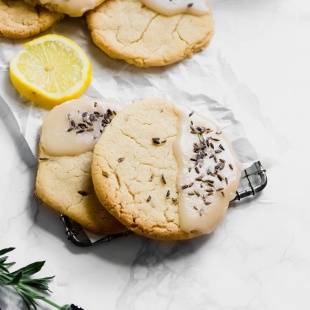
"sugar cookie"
0,0,63,39
92,99,240,240
86,0,214,67
36,98,126,235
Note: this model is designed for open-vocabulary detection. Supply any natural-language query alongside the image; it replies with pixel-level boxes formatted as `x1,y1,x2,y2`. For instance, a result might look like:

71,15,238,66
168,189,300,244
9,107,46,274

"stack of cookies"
4,0,240,241
1,0,214,67
36,98,241,240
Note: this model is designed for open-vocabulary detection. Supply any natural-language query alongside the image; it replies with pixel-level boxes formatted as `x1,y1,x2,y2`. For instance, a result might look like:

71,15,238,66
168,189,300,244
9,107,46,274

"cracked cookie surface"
86,0,214,67
0,0,64,39
36,146,126,235
92,98,202,240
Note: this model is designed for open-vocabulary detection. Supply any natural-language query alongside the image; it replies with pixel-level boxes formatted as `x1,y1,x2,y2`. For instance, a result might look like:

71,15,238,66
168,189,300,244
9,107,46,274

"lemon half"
10,34,92,109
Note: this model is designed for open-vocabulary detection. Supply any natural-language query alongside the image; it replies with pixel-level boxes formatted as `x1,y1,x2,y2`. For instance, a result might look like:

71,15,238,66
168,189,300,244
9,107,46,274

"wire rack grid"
60,161,267,247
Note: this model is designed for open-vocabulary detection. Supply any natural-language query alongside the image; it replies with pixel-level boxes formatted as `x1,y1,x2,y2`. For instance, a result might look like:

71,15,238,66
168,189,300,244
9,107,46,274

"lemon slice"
10,34,92,109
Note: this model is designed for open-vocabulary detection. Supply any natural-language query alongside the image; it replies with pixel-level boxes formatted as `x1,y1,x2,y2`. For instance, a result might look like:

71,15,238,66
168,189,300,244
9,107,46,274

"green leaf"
22,276,54,291
0,274,11,285
0,248,15,257
15,285,46,309
0,247,68,310
18,290,39,310
12,261,45,277
7,271,23,285
4,262,16,269
0,256,15,273
0,255,9,264
0,264,10,273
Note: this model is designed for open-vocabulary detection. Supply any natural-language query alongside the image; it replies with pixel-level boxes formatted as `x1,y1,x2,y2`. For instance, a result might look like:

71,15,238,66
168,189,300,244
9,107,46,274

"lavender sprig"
0,248,83,310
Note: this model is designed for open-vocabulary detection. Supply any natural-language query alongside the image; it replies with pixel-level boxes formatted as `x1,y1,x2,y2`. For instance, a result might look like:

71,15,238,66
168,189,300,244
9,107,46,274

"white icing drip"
174,106,241,234
139,0,210,16
39,0,99,17
41,98,121,156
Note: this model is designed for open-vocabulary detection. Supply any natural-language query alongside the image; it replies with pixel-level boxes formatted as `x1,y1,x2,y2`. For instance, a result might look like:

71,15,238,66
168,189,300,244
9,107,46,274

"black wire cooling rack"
60,161,267,247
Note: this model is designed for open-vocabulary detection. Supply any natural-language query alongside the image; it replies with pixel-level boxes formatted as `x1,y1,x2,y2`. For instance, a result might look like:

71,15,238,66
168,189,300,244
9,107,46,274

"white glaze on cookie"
174,106,241,234
139,0,210,16
38,0,99,17
41,98,120,156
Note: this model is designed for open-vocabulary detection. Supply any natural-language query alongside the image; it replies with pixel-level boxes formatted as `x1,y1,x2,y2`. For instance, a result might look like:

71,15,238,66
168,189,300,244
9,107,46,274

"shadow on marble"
29,168,266,268
32,188,213,266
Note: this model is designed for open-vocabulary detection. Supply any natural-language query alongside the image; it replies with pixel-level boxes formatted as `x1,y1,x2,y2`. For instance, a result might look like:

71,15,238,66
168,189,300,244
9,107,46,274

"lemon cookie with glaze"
36,98,126,235
86,0,214,67
0,0,63,39
23,0,106,17
92,99,241,240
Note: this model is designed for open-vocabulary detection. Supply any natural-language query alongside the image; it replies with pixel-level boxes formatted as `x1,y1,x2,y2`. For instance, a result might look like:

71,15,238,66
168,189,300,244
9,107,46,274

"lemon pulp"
10,35,92,109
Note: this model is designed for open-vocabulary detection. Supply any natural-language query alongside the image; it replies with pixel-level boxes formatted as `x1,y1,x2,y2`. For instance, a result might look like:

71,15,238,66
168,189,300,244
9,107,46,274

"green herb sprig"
0,247,83,310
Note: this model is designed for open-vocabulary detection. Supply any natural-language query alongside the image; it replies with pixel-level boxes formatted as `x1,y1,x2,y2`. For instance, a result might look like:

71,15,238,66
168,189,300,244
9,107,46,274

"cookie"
23,0,106,17
86,0,214,67
36,98,126,235
0,0,64,39
92,99,241,240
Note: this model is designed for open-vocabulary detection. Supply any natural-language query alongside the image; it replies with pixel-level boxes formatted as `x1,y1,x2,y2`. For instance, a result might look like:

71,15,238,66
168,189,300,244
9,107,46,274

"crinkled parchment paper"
0,18,283,170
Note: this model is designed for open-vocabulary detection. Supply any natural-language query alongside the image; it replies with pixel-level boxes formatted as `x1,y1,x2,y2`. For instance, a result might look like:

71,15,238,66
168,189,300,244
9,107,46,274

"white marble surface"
1,0,310,309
